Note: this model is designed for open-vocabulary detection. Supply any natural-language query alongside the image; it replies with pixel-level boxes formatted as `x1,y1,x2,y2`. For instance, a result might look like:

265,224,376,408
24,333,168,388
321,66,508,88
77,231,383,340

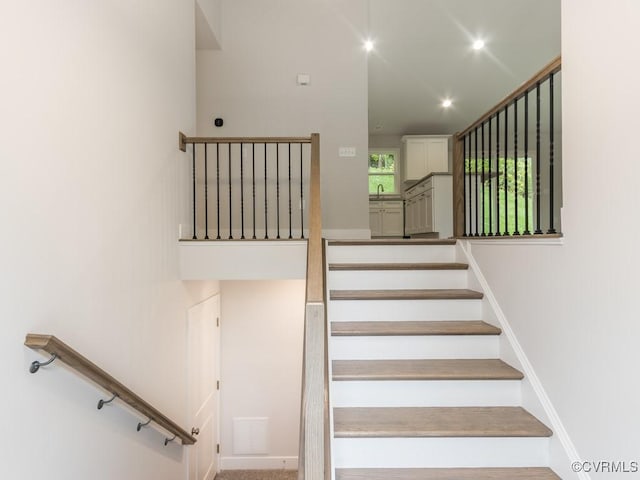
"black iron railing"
179,134,317,240
454,56,562,237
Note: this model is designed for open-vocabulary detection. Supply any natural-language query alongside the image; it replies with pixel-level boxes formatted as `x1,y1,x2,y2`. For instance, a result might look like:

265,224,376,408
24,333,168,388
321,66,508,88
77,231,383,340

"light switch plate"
339,147,356,157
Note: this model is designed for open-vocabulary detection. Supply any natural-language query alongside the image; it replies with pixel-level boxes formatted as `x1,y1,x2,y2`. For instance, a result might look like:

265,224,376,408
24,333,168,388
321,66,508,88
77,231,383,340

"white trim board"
467,237,564,246
179,240,307,280
220,456,298,470
458,239,586,480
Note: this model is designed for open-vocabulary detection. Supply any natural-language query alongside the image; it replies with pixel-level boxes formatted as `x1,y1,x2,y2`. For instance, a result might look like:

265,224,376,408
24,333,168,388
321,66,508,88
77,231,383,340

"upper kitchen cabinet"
401,135,450,183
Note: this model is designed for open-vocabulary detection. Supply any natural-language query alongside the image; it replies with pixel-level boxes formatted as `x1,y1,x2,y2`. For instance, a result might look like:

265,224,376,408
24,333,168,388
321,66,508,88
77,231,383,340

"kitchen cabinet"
402,135,450,183
369,200,403,237
404,174,452,238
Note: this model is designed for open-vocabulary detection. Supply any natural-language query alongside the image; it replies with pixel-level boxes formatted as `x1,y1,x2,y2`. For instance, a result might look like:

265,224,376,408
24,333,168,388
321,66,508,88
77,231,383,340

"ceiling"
367,0,561,137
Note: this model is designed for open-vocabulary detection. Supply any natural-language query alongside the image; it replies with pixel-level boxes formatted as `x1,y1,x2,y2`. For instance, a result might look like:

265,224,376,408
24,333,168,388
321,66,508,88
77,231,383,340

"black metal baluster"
288,143,292,239
524,91,531,235
462,135,467,237
481,121,486,236
204,144,209,239
548,73,557,234
503,104,509,235
488,116,493,236
535,82,543,234
300,144,304,239
276,144,280,239
216,143,221,239
264,144,269,239
228,143,233,239
496,111,501,235
474,127,479,236
191,143,197,239
467,134,472,236
514,97,520,235
252,143,256,239
240,143,245,239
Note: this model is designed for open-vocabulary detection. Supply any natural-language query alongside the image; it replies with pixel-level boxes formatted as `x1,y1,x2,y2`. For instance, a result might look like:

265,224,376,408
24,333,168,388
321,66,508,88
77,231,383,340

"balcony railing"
453,56,562,238
179,133,317,240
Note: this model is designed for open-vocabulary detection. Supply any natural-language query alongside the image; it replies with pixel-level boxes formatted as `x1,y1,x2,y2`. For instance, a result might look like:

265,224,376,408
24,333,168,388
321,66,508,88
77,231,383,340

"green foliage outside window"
465,157,534,235
369,153,396,194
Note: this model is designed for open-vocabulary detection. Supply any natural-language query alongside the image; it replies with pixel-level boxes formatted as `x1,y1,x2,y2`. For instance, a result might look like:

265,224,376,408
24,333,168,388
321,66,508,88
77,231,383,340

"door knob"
191,427,200,436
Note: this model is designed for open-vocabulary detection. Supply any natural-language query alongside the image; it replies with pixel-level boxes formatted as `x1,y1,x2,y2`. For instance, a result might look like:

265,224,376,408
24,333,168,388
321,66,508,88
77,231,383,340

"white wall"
468,0,640,476
196,0,370,238
196,0,222,49
369,134,403,150
180,242,307,280
0,2,220,479
219,280,306,469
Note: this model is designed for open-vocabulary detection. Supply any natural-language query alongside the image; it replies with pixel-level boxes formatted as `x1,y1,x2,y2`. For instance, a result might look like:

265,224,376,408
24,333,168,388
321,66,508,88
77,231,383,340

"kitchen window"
369,149,400,195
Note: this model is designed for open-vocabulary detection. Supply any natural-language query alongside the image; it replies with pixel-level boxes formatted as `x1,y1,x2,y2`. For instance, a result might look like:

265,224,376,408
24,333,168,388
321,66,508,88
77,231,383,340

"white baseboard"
322,228,371,240
458,240,586,480
220,456,298,470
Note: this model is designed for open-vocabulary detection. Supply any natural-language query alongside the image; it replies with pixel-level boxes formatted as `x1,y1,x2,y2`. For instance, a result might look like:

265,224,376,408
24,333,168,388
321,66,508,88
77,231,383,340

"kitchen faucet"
377,183,384,198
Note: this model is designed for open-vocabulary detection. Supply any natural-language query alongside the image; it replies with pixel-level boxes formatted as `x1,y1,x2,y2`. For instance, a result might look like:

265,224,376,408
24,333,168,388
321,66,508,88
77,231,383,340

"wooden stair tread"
330,289,483,301
335,467,561,480
328,239,457,246
329,262,468,271
331,321,501,336
333,407,552,438
332,359,523,381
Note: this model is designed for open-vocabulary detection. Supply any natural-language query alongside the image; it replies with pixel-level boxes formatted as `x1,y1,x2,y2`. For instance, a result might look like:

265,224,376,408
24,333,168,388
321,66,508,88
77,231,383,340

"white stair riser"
330,335,498,360
329,299,482,322
331,380,522,407
327,246,456,264
332,437,550,468
328,269,468,290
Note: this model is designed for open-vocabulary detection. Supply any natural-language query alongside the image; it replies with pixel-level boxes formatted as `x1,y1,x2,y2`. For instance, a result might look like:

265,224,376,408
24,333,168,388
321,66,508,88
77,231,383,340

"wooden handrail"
305,133,323,304
452,136,465,238
458,55,561,139
298,132,330,480
179,132,312,152
25,334,196,445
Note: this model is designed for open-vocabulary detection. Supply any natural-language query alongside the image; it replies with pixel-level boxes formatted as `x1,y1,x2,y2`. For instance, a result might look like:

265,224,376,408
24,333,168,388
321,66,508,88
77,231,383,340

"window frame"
368,148,401,196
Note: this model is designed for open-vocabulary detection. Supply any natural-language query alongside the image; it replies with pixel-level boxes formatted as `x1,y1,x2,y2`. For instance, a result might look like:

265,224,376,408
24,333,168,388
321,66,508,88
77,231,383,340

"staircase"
326,239,560,480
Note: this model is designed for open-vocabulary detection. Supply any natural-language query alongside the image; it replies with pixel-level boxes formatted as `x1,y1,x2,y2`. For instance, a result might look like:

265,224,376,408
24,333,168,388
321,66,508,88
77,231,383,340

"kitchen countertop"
403,171,452,191
369,195,403,201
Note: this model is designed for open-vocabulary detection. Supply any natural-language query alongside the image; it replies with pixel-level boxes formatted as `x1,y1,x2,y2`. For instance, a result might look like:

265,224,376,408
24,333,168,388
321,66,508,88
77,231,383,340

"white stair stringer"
325,240,556,478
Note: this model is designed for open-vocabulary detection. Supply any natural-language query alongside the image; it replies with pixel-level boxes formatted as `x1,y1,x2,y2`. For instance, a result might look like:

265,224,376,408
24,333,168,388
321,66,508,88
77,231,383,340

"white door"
188,295,220,480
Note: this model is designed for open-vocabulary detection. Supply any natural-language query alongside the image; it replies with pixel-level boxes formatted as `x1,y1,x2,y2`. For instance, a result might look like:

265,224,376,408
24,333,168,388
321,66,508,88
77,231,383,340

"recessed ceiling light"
442,99,453,108
472,39,485,50
364,39,374,52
